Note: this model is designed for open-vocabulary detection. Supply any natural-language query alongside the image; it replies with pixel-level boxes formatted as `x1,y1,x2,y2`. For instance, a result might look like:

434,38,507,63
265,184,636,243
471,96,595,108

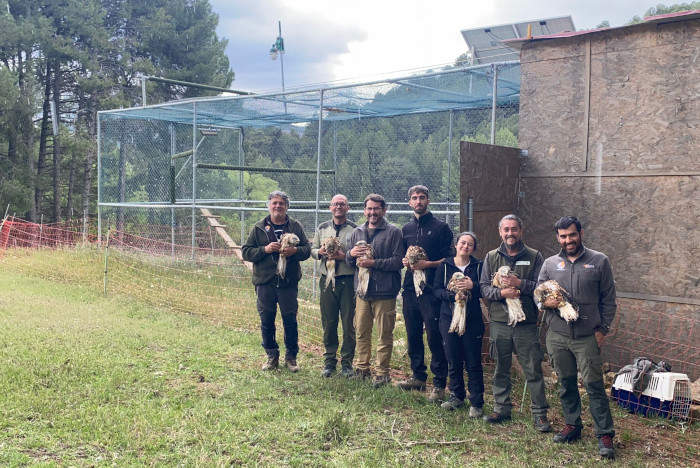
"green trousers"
488,321,549,417
319,275,356,369
546,331,614,436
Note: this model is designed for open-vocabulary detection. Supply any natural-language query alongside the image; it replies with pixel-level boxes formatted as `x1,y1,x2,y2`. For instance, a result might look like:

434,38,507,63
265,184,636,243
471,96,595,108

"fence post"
103,227,112,297
39,214,44,248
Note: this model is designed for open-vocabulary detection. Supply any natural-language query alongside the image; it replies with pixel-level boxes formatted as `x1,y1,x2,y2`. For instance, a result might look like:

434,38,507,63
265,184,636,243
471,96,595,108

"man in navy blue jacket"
396,185,453,402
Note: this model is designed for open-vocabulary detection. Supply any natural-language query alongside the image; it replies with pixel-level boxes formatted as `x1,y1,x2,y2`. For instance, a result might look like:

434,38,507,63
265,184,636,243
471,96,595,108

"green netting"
99,62,520,128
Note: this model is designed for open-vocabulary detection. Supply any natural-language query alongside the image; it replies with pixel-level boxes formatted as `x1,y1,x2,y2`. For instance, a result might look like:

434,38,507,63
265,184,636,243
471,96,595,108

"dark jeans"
439,314,485,407
546,331,614,436
488,321,549,417
319,275,356,369
402,291,447,388
255,282,299,359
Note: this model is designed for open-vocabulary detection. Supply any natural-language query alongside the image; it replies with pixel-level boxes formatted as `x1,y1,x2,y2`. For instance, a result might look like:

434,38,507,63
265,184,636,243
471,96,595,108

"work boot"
426,387,446,403
373,375,391,389
321,366,335,378
285,358,300,373
340,366,354,378
262,354,279,371
468,407,483,419
440,396,465,410
396,377,427,391
534,416,552,433
553,424,582,443
598,434,615,459
484,412,512,424
352,369,372,380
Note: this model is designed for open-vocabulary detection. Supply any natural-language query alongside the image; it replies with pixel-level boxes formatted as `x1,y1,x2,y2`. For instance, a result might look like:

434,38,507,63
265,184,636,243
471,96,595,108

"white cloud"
209,0,649,92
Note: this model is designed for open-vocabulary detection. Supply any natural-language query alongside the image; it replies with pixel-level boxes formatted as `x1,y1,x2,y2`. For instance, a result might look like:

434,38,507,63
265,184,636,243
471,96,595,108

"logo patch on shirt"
265,225,270,231
515,261,531,266
556,261,566,271
584,264,595,269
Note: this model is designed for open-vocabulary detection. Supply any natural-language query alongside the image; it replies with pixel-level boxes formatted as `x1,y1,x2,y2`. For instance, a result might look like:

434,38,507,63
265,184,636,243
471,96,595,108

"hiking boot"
553,424,582,443
598,434,615,459
262,355,279,370
396,377,427,391
373,375,391,389
534,416,552,433
440,396,465,411
321,366,335,378
352,369,372,380
426,387,446,403
469,407,483,419
484,412,512,424
340,366,354,378
285,358,300,373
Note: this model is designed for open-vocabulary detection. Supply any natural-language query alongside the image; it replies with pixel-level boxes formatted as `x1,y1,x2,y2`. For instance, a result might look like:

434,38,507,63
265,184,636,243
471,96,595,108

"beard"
564,242,582,256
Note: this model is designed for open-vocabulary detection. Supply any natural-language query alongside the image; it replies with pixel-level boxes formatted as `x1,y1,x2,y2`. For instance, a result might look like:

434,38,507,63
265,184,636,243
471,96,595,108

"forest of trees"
0,0,232,222
1,2,695,223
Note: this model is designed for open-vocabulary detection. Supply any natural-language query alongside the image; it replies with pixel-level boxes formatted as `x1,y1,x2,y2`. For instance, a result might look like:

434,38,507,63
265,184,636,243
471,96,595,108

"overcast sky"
209,0,650,93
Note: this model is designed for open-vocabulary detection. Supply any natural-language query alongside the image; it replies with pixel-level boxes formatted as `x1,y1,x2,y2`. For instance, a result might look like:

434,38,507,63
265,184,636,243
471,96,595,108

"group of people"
241,187,617,459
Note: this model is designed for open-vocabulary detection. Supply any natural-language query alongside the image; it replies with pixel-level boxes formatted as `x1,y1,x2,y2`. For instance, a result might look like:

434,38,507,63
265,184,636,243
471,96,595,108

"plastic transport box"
612,372,691,420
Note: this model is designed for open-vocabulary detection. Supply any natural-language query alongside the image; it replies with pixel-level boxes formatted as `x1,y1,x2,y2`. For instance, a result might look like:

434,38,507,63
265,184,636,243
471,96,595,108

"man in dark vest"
479,214,551,432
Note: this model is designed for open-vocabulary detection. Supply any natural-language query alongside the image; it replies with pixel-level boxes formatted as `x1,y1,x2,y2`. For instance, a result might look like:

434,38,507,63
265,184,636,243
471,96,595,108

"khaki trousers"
354,297,396,376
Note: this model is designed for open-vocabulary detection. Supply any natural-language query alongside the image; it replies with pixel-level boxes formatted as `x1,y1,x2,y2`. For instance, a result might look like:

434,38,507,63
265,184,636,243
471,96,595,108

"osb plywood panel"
459,141,520,255
519,175,699,299
588,43,700,172
520,19,700,174
519,54,587,174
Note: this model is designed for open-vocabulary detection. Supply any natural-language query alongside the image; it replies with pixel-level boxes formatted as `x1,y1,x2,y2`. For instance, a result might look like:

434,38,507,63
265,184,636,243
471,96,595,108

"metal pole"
278,21,287,114
103,228,111,296
191,101,197,260
446,110,453,227
97,116,102,247
333,122,337,195
467,197,474,232
312,89,324,300
170,123,176,257
239,129,245,244
142,77,147,107
491,64,498,145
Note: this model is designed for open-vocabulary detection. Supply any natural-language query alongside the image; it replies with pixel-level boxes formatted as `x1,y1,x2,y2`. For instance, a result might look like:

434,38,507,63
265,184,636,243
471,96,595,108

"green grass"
0,253,697,467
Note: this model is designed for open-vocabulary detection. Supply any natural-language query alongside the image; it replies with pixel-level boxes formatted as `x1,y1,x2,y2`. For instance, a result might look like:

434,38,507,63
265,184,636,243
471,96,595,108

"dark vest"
487,246,539,324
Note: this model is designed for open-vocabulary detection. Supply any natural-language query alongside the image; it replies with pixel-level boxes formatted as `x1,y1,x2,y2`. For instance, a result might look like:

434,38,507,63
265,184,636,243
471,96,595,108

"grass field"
0,254,697,467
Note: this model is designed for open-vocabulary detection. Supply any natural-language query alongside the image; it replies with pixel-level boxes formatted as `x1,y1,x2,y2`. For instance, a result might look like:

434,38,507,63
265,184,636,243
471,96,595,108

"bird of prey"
405,245,428,297
447,272,470,335
492,265,526,327
534,280,579,322
355,240,374,297
322,236,342,291
276,233,300,279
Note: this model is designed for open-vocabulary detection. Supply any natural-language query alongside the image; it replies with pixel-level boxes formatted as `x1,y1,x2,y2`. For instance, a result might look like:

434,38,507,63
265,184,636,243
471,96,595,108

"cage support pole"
191,101,197,261
446,110,453,226
97,117,102,247
238,128,245,245
312,89,325,300
467,197,474,232
170,123,176,257
103,228,111,297
491,64,498,145
333,122,337,195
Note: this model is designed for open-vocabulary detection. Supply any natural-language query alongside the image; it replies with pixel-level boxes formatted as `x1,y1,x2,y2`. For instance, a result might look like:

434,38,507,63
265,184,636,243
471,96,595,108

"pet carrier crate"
612,372,692,420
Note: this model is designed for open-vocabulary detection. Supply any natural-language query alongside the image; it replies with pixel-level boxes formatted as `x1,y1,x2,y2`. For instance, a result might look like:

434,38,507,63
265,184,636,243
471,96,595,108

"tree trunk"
34,62,53,222
52,63,61,223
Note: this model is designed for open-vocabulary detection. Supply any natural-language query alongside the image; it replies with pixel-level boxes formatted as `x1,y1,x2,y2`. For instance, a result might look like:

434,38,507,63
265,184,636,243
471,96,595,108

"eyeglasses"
330,202,348,207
